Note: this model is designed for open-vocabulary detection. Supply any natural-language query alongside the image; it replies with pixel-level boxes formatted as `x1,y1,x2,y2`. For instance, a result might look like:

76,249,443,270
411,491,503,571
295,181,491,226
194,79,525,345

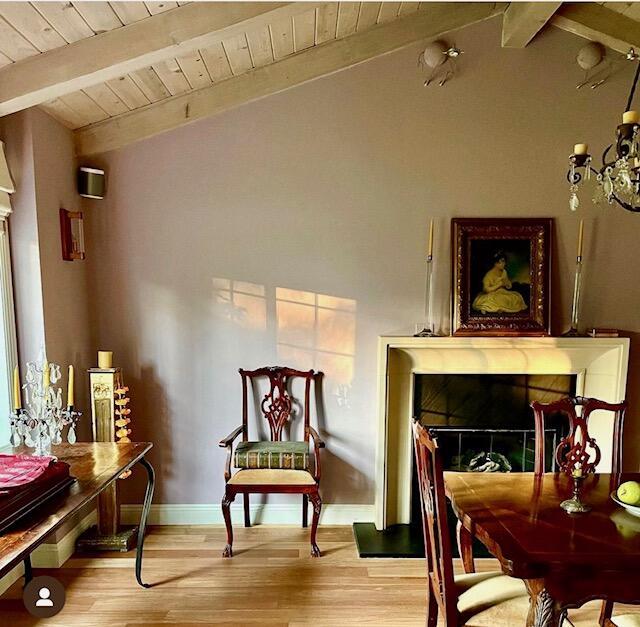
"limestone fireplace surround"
375,336,630,530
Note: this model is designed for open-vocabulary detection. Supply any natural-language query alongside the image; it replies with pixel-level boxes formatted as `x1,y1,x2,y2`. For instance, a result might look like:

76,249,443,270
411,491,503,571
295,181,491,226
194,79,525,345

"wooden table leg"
525,579,564,627
23,555,32,586
456,520,475,573
135,456,155,588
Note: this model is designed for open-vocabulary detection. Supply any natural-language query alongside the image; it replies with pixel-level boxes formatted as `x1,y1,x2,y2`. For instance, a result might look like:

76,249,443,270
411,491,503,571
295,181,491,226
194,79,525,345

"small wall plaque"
59,208,85,261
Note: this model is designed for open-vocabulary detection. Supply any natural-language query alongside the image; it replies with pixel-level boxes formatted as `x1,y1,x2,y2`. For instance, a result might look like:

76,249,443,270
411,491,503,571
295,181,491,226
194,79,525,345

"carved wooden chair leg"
309,490,322,557
456,520,475,573
599,600,614,627
222,491,236,557
302,494,308,528
243,493,250,528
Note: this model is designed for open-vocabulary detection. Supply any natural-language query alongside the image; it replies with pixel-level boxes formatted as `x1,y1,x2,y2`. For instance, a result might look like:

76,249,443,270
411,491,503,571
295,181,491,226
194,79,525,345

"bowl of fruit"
611,481,640,518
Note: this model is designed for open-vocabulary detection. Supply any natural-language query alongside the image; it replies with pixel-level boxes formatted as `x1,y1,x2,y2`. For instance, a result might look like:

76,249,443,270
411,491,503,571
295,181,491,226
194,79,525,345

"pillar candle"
67,364,74,407
43,361,50,389
98,350,113,369
623,110,640,124
427,219,434,257
573,143,588,155
577,220,584,258
13,365,21,410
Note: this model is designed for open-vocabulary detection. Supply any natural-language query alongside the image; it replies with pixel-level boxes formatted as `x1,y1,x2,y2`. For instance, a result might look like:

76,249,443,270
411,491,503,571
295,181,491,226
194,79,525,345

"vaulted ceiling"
0,2,638,156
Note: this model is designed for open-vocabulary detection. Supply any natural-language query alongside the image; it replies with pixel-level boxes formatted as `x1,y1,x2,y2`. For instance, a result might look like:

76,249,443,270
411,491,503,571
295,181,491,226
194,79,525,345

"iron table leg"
23,555,32,586
135,456,155,588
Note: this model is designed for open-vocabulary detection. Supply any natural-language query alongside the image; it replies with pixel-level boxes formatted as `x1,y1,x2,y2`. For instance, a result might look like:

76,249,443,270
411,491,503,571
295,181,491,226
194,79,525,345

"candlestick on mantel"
13,365,21,410
67,364,74,408
563,221,586,337
415,219,439,337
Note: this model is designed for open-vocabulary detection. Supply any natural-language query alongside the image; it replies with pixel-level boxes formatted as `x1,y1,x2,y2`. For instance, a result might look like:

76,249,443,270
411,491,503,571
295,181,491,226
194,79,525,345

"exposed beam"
76,2,506,156
0,2,321,116
501,2,561,48
551,3,640,55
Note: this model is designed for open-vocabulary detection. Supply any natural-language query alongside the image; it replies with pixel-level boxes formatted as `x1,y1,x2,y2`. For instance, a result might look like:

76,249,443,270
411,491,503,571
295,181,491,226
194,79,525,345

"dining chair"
531,396,626,477
412,419,529,626
219,366,324,557
532,395,629,627
458,395,628,577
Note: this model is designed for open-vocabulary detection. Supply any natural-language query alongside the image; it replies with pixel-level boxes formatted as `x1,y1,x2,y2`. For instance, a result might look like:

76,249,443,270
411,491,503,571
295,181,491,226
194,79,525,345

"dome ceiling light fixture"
568,48,640,213
419,41,464,87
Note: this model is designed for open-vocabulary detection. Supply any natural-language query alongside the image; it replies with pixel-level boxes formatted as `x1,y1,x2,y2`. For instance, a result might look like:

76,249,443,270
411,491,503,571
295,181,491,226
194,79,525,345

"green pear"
617,481,640,506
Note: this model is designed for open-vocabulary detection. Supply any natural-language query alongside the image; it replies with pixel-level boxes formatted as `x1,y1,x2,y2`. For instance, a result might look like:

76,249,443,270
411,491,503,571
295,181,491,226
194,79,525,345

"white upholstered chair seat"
612,616,640,627
455,571,529,625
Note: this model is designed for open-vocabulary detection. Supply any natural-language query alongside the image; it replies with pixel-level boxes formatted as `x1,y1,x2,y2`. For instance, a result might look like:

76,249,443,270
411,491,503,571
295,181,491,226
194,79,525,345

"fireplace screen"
413,373,577,472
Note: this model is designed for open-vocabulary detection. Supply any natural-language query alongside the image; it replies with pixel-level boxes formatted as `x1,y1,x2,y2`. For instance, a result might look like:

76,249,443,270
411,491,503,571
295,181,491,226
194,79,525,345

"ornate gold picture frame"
451,218,552,336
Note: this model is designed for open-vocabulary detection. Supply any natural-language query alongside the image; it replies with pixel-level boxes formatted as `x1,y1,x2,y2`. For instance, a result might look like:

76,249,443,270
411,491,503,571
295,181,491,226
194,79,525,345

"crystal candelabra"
10,358,81,457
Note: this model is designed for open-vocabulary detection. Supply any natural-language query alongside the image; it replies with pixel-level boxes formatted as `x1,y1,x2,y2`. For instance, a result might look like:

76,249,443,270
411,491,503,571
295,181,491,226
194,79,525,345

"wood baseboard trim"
121,503,375,526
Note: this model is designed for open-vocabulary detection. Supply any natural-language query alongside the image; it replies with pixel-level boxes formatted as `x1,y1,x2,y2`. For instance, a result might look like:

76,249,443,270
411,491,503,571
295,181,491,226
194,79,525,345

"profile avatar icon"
23,575,65,617
35,587,54,607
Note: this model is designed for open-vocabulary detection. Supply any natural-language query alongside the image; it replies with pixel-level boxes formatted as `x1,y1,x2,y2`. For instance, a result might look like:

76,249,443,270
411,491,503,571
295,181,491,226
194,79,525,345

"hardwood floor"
0,525,638,626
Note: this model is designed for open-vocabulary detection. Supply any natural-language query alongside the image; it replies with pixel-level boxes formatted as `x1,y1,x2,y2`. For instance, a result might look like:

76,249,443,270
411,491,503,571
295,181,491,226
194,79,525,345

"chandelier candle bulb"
13,365,20,410
427,219,434,258
67,365,74,408
623,110,640,124
574,143,589,155
577,220,584,259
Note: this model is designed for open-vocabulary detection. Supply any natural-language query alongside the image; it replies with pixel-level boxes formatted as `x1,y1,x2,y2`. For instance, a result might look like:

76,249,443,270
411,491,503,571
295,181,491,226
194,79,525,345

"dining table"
444,470,640,627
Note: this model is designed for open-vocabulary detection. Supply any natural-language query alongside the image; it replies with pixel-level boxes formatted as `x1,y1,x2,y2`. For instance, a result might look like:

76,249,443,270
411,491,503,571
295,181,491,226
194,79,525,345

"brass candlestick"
560,472,591,514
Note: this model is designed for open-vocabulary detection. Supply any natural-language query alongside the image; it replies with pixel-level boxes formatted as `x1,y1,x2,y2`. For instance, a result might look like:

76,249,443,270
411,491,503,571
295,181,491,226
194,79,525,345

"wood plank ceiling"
0,1,421,130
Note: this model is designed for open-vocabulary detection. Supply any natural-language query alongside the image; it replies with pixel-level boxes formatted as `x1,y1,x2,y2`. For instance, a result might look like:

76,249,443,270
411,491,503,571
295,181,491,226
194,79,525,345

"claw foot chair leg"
222,492,235,557
309,491,322,557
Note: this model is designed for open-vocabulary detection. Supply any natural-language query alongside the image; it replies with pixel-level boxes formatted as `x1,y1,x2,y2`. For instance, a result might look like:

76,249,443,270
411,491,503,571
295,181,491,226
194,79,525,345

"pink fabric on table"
0,454,54,489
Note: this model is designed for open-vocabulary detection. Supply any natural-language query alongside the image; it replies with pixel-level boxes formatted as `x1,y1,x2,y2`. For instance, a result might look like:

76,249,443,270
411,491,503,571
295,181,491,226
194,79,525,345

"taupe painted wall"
82,17,640,506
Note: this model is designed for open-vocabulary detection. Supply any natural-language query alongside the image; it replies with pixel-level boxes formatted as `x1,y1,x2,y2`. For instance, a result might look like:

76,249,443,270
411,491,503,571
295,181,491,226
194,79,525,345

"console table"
0,442,154,588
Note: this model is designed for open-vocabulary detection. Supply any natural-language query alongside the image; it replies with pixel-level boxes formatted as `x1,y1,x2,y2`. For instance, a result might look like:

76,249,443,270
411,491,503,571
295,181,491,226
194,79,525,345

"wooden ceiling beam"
501,2,561,48
76,2,506,156
0,2,321,116
550,3,640,55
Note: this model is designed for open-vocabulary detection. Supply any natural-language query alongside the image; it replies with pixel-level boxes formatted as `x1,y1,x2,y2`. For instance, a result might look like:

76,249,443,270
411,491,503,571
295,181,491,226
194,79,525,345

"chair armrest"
219,426,244,448
308,426,325,448
308,427,325,482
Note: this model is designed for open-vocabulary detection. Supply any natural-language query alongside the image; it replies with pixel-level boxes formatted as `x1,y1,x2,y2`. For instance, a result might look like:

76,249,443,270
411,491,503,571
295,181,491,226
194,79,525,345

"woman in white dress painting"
472,251,528,314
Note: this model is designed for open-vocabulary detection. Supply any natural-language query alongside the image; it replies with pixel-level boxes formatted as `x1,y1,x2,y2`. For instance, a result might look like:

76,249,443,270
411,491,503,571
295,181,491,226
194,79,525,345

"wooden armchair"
412,419,528,625
219,366,324,557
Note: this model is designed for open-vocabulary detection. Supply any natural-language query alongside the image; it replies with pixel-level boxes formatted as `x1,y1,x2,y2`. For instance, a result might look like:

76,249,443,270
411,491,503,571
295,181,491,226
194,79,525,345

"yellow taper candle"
43,361,50,389
67,364,74,408
13,365,21,410
427,219,434,257
577,219,584,258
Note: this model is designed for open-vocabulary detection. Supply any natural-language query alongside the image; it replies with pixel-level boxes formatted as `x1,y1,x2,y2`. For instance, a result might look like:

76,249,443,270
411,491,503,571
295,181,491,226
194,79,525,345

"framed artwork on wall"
451,218,552,336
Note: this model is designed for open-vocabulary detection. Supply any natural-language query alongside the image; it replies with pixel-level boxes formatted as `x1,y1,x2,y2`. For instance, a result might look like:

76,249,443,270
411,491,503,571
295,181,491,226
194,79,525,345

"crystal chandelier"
568,49,640,213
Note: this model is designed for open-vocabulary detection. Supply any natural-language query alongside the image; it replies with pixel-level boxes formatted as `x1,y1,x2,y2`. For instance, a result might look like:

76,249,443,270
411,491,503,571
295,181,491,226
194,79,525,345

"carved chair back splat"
240,366,314,444
530,396,626,476
412,419,459,626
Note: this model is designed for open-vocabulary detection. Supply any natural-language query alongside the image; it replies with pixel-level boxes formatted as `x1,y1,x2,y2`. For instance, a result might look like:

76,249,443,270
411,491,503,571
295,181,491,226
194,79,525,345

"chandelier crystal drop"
567,49,640,213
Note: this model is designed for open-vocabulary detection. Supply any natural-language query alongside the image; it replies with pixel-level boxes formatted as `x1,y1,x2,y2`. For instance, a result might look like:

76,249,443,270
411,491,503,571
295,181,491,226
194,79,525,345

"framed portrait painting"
451,218,552,336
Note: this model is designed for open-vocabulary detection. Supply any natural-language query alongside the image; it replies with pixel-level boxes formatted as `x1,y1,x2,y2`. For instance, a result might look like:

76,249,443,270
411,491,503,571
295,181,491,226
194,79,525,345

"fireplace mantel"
375,336,630,529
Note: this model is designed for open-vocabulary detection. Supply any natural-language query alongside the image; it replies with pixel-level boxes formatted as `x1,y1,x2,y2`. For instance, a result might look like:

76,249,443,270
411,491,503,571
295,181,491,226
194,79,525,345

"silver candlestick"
562,254,583,337
9,356,81,457
415,254,438,337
